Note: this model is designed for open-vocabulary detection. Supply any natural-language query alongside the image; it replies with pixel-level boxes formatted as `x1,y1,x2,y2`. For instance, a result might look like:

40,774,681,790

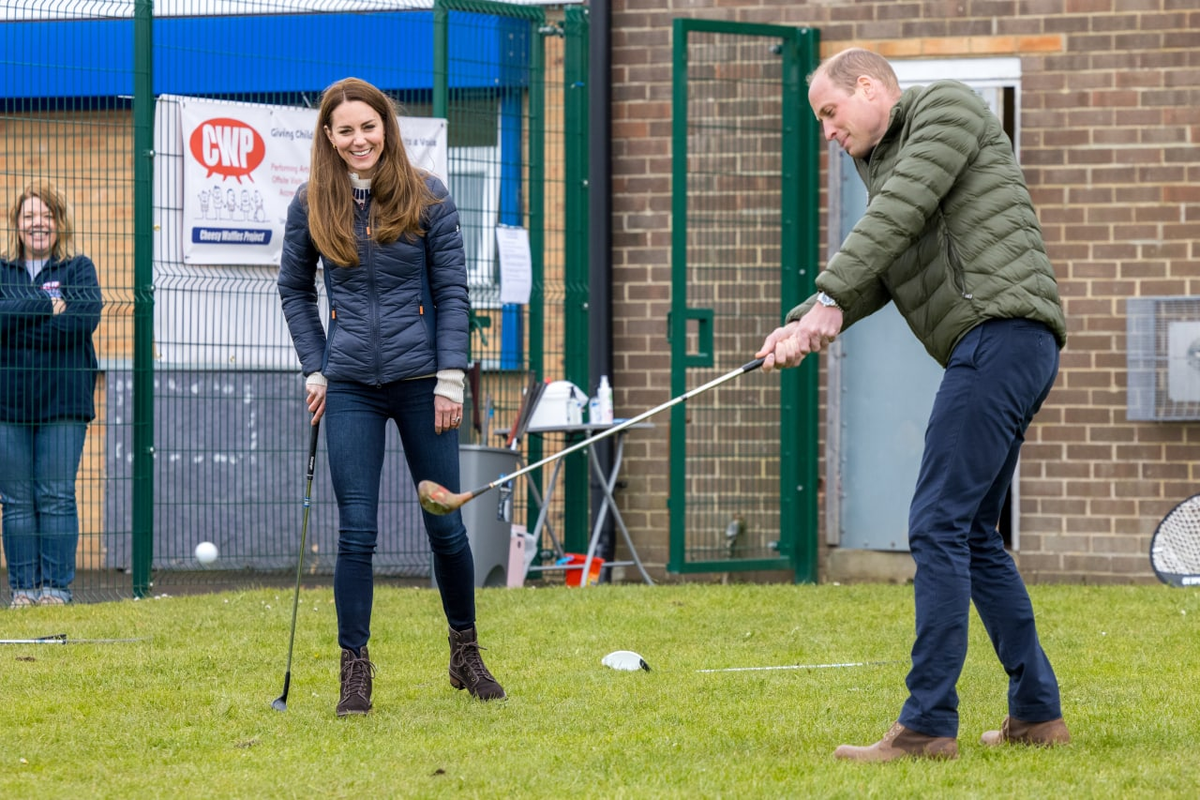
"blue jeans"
325,377,475,652
0,421,88,603
898,319,1063,738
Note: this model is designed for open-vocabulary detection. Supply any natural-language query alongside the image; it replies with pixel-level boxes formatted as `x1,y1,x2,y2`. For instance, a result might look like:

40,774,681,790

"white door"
825,59,1023,552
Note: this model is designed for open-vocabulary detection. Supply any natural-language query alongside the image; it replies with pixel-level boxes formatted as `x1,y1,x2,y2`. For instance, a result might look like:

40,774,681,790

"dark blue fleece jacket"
0,254,102,423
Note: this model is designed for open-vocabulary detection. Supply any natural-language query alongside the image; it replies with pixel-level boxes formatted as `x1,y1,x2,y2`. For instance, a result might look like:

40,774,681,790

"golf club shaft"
279,418,320,704
696,659,901,674
0,637,144,645
467,358,764,500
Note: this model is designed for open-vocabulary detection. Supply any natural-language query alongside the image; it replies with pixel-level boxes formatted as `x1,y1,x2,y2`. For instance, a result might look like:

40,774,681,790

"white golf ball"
195,541,219,565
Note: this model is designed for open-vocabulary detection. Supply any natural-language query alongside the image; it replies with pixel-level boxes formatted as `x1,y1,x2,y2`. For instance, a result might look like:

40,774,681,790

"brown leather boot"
981,716,1070,746
336,646,375,717
834,721,959,762
448,626,506,701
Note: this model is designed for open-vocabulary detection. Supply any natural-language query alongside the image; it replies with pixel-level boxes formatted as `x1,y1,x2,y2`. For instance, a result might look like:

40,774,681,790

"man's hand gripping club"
755,304,844,372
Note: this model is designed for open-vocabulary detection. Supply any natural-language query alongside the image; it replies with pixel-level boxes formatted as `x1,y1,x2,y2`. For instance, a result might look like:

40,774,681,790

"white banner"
179,96,447,266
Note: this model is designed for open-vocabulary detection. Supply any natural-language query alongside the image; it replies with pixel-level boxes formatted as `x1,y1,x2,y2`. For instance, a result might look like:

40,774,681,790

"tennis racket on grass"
1150,494,1200,587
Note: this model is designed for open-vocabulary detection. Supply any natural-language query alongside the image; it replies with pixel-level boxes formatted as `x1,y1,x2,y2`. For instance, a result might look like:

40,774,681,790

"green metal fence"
0,0,588,603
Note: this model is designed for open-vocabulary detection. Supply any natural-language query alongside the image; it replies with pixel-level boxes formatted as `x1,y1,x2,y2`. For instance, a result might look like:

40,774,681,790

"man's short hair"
812,47,900,94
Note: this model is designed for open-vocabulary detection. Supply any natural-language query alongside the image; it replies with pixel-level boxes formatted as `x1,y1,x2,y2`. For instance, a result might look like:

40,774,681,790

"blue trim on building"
499,90,525,369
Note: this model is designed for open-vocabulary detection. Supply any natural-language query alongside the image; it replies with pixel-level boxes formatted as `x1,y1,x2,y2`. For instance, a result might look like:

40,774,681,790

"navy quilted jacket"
278,175,470,385
0,255,101,423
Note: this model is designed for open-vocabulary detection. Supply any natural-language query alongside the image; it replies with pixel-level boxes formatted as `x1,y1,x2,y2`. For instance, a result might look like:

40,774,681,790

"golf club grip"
485,358,765,492
306,419,320,483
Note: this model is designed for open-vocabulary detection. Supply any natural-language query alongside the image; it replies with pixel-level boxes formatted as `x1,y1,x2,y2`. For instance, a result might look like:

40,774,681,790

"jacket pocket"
940,215,972,301
324,315,340,369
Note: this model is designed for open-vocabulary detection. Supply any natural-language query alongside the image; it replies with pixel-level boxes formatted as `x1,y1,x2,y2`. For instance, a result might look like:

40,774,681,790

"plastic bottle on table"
597,375,614,424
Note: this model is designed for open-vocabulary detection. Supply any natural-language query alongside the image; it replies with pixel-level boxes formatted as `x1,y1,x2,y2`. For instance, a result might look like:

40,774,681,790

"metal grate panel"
1127,296,1200,421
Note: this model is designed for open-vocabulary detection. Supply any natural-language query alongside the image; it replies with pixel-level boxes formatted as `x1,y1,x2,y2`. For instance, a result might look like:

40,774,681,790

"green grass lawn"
4,582,1199,798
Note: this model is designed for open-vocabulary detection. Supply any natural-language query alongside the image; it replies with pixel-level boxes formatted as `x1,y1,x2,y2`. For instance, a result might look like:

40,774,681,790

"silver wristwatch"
816,291,840,309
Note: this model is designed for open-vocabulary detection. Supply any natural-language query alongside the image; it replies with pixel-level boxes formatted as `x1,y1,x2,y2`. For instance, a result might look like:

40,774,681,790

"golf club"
419,358,764,515
696,659,901,674
597,650,897,674
0,633,144,645
271,418,321,712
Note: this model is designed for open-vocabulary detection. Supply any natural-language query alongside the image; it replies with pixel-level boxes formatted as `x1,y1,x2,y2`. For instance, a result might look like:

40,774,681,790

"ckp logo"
189,118,265,182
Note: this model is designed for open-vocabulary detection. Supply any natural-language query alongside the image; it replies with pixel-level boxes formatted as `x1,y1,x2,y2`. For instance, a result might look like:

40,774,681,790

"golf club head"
271,673,291,711
418,479,465,515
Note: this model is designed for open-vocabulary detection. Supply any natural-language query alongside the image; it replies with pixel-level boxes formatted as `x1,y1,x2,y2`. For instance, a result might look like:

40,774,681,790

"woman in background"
278,77,505,715
0,180,101,607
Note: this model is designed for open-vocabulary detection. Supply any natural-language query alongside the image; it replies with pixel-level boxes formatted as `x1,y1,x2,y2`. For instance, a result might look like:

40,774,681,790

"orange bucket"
562,553,604,587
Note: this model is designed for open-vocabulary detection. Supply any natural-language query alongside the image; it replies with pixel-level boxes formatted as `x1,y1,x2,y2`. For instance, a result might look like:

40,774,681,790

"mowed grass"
4,582,1199,798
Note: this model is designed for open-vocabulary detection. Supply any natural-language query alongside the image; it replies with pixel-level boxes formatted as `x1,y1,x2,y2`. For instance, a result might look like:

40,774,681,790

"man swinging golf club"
756,47,1070,761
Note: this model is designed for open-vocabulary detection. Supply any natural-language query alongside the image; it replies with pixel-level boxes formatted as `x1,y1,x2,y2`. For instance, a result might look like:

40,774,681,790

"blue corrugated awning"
0,10,528,100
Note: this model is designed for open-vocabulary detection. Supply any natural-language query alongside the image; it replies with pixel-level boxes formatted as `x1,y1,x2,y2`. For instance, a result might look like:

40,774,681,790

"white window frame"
892,57,1021,154
448,138,502,309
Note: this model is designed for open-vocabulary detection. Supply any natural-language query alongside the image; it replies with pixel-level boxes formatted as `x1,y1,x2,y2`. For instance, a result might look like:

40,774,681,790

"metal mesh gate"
668,20,819,580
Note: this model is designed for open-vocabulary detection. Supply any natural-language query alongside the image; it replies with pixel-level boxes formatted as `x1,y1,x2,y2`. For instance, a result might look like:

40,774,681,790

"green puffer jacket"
787,80,1066,366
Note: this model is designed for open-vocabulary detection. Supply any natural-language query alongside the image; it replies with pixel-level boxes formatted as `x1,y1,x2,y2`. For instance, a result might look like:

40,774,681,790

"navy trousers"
324,377,476,653
898,318,1063,738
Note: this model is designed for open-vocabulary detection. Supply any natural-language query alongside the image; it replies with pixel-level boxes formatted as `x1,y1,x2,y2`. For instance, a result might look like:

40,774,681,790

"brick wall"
609,0,1200,583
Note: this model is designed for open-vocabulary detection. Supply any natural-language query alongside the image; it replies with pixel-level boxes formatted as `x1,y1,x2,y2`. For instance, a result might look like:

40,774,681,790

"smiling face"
325,99,386,179
808,72,894,159
18,195,57,260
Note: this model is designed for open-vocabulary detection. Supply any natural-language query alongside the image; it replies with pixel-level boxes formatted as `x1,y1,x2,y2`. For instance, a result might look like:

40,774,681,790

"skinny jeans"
324,377,475,652
898,318,1063,738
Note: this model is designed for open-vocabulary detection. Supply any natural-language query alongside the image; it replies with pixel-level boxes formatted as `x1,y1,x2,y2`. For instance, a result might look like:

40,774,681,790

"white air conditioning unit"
1127,296,1200,421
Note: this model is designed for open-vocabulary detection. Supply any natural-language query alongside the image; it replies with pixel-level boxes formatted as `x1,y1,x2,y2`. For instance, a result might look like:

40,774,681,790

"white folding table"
504,421,654,586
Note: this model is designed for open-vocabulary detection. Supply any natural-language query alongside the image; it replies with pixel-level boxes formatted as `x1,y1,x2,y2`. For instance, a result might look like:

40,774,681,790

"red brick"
604,0,1195,586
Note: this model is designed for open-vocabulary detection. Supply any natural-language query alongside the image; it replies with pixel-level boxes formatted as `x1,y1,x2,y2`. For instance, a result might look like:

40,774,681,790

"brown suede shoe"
834,721,959,762
981,716,1070,746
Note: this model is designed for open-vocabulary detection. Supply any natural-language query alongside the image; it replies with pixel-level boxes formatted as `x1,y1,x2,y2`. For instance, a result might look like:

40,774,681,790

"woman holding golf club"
278,77,505,715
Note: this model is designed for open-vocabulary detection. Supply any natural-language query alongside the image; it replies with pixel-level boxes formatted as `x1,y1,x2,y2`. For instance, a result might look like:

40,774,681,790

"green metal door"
668,20,820,581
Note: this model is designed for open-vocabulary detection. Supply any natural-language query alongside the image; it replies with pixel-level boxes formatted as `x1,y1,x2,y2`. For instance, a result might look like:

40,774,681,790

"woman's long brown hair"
306,77,437,267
